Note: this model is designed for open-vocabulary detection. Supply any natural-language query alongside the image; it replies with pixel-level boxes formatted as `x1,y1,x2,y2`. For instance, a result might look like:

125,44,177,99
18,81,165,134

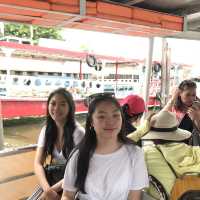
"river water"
3,114,87,148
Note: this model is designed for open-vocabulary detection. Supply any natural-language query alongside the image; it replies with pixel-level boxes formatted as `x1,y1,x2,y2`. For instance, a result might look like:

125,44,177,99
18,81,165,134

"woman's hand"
162,87,180,112
39,188,60,200
187,107,200,121
128,190,141,200
188,106,200,130
51,179,63,193
171,87,180,102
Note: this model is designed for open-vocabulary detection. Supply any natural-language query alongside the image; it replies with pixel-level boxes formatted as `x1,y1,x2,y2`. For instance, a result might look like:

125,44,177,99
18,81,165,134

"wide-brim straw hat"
142,110,191,141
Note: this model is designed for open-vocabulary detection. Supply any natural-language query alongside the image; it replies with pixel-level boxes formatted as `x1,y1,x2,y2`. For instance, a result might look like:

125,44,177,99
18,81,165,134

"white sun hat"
142,110,191,141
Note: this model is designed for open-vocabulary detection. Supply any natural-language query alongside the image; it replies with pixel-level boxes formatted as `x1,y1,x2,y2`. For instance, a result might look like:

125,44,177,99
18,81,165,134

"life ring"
86,54,97,68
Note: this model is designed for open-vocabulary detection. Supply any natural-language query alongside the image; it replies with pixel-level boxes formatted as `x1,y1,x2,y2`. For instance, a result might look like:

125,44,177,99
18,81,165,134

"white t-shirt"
37,123,85,163
63,144,149,200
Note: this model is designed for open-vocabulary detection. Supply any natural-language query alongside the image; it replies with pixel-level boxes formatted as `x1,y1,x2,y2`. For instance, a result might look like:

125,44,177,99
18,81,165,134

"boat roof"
0,0,184,38
0,40,144,63
1,1,200,39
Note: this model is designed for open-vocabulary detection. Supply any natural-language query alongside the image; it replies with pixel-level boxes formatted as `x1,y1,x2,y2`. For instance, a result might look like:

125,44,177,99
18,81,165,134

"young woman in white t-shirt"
61,94,149,200
34,88,84,200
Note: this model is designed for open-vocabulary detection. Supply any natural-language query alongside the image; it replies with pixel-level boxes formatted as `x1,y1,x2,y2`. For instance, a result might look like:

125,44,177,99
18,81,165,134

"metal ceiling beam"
168,15,200,40
169,30,200,40
188,20,200,30
187,12,200,21
174,4,200,15
185,12,200,31
125,0,145,6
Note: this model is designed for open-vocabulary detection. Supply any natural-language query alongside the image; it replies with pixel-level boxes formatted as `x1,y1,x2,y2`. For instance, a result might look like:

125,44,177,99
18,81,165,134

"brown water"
4,114,87,148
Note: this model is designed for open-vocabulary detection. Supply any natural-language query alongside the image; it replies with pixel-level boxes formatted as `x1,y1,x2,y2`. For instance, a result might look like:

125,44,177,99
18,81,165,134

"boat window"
65,73,72,78
8,38,20,43
14,71,23,75
0,70,7,74
21,40,31,45
38,72,45,76
104,88,114,92
64,81,70,87
128,86,133,91
35,79,42,86
73,74,78,79
0,38,6,41
27,71,34,76
55,80,61,86
0,88,6,96
83,74,90,79
48,72,54,76
13,77,19,85
45,80,52,86
117,87,124,91
0,88,6,91
73,81,78,87
104,84,114,92
81,81,86,88
133,75,139,79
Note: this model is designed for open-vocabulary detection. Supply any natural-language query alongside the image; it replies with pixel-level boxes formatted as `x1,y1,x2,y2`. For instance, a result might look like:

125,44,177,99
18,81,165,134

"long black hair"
175,80,197,111
75,94,136,193
43,88,76,160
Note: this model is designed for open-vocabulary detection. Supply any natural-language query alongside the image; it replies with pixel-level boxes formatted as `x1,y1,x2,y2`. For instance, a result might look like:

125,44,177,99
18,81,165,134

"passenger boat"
0,38,153,119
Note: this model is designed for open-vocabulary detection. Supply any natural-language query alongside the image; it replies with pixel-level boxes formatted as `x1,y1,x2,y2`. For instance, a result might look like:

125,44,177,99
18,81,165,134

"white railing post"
143,37,154,109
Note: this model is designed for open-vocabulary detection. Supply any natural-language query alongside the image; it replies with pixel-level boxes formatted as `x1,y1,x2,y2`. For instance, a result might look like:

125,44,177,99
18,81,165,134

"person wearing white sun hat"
137,110,200,200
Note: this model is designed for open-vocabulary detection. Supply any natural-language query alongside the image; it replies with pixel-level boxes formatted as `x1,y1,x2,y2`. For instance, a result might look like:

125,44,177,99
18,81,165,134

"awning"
0,0,183,37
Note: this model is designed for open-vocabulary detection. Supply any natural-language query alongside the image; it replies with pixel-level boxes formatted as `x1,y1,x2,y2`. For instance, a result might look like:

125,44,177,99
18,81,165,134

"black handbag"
44,163,66,186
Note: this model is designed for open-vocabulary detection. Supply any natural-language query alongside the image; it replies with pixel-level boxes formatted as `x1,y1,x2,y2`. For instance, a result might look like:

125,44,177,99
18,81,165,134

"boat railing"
0,144,37,157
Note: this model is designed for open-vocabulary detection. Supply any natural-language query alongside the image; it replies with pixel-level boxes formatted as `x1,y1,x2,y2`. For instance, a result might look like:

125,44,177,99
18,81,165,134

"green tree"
5,23,30,38
33,26,63,40
4,23,63,41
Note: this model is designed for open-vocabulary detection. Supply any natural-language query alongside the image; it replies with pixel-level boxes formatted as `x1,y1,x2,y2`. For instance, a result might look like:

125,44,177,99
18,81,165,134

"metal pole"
160,38,170,106
143,37,154,106
115,62,118,94
0,22,4,37
0,48,14,150
80,0,86,16
0,99,4,150
79,60,82,80
30,25,33,45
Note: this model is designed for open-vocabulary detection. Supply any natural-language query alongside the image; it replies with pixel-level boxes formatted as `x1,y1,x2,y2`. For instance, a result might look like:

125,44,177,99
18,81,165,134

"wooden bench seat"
0,147,39,200
0,175,38,200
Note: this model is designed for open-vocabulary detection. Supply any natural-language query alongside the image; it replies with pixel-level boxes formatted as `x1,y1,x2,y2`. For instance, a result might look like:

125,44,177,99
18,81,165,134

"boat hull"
0,97,159,119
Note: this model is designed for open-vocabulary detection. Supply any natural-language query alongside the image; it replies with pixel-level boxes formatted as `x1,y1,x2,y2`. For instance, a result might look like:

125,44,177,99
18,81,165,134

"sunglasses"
84,92,115,107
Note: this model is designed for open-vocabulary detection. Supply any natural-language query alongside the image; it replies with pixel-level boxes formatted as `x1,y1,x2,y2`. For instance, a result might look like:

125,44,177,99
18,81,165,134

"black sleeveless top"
178,113,193,133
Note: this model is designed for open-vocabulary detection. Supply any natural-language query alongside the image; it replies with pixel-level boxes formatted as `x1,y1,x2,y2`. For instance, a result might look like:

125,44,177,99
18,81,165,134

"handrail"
0,144,37,157
0,172,35,185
